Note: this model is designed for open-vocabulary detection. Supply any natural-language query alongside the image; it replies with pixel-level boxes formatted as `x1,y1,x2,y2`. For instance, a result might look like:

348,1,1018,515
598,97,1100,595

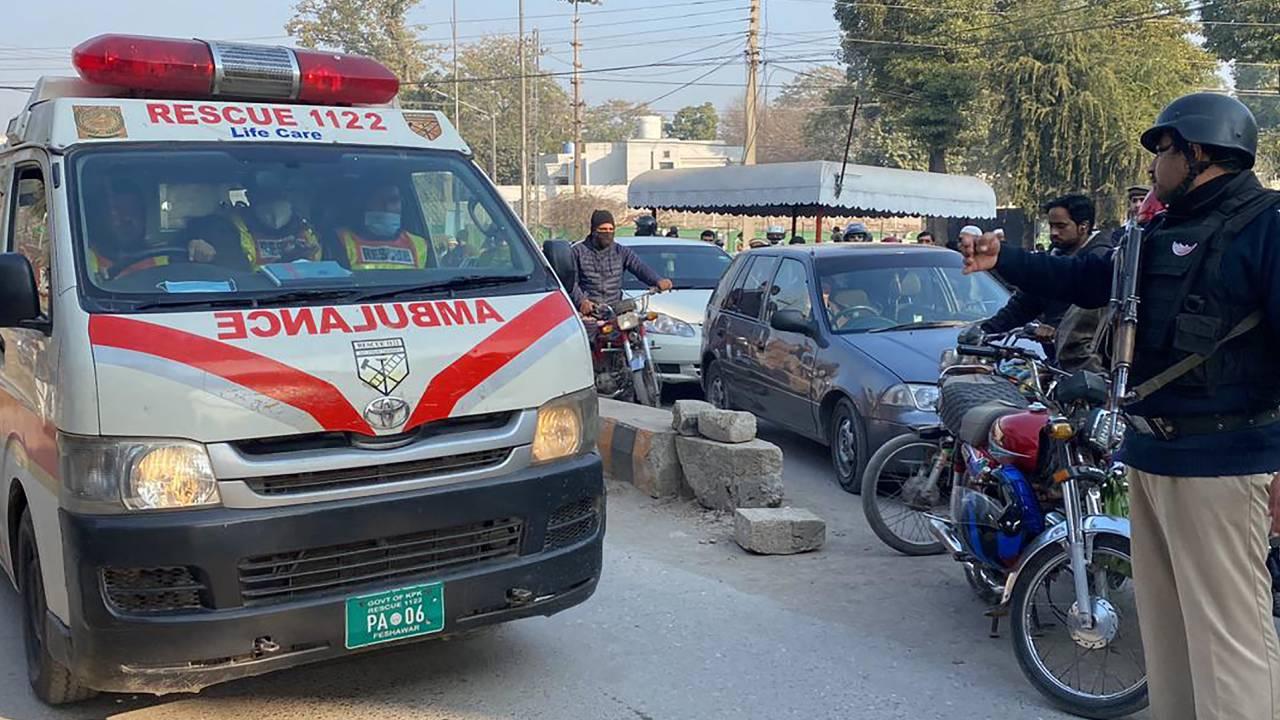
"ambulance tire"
18,511,96,705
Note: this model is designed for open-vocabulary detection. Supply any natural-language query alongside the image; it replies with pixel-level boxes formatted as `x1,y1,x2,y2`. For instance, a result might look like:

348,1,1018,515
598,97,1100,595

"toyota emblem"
364,396,411,430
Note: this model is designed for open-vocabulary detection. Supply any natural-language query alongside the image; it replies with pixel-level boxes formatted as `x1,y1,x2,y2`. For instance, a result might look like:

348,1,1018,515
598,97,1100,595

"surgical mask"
254,199,293,230
365,211,401,236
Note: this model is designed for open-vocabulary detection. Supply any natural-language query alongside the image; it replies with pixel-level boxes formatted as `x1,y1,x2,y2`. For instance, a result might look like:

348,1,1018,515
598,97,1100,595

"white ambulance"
0,34,602,703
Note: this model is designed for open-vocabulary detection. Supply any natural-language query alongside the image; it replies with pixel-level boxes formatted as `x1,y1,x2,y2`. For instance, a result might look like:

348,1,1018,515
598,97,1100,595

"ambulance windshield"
69,145,546,310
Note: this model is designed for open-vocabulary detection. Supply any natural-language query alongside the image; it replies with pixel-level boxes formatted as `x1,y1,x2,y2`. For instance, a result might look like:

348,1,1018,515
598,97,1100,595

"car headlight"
59,434,219,513
644,313,696,337
880,383,939,412
532,386,600,464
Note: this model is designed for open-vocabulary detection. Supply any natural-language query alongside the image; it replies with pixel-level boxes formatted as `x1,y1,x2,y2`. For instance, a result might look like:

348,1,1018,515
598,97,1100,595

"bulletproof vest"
1132,173,1280,407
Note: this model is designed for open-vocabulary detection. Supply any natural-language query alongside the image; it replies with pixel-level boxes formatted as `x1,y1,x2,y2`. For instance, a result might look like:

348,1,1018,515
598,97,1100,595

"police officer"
842,222,870,242
962,93,1280,720
765,224,786,244
334,183,432,270
635,214,659,236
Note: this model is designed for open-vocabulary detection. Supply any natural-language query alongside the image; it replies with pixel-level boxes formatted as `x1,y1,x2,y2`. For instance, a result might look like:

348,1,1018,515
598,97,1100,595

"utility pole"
518,0,529,222
571,2,584,196
740,0,761,252
452,0,459,127
533,27,542,234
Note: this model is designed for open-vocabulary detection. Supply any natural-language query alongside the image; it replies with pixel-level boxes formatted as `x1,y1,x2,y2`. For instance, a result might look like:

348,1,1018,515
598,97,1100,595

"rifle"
1107,212,1143,421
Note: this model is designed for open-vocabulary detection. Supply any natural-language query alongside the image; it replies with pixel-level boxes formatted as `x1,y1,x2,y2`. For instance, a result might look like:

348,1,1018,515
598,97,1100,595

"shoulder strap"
1127,309,1264,402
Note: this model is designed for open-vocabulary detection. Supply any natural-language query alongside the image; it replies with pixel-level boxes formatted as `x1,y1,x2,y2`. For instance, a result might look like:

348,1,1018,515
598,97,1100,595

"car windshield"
68,145,545,311
622,242,732,290
816,257,1009,334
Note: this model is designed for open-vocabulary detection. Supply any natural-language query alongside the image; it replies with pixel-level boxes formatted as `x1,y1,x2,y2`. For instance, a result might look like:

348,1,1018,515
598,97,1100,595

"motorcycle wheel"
633,368,659,407
860,432,947,556
1009,533,1147,719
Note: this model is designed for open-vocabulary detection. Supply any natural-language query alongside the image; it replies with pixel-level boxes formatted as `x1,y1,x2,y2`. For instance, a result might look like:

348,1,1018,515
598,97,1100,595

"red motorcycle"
586,289,662,407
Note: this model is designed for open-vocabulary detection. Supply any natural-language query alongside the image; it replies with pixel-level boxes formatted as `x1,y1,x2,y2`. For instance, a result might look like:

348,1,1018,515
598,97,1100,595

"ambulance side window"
7,166,51,316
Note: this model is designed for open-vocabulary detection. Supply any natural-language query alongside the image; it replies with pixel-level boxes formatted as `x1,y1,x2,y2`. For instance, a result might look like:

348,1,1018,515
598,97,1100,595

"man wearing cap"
962,93,1280,719
949,224,982,252
571,210,672,316
1111,185,1154,244
843,222,871,242
765,225,786,245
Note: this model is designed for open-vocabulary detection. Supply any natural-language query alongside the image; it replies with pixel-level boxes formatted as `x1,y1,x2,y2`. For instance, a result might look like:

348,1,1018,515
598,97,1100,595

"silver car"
617,236,733,385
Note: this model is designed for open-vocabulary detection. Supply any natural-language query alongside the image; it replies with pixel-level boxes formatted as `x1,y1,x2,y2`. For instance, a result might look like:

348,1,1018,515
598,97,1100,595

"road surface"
0,420,1138,720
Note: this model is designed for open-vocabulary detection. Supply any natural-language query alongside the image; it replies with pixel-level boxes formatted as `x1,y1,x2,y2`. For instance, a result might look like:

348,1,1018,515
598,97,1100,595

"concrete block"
675,435,783,511
597,398,684,499
698,408,757,443
734,508,826,555
671,399,714,436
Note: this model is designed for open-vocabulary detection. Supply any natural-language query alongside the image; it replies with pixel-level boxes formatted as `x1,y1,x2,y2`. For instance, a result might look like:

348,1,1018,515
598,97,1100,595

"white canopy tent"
628,160,997,244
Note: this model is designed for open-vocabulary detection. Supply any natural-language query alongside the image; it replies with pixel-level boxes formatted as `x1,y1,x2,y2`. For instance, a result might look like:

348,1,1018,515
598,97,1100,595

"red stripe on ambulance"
406,293,575,429
89,316,374,435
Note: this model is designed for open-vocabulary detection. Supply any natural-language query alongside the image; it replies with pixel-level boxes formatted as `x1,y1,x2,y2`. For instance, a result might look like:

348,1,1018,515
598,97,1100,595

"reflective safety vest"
231,215,321,269
87,247,169,280
338,228,431,270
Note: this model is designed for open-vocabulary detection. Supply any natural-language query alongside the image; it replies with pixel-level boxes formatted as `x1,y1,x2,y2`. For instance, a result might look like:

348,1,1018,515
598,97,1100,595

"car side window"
708,253,747,310
766,258,812,321
724,255,778,321
8,166,52,316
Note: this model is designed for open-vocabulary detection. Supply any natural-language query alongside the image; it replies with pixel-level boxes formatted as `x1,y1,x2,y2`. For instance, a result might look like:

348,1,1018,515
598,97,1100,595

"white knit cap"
959,225,983,236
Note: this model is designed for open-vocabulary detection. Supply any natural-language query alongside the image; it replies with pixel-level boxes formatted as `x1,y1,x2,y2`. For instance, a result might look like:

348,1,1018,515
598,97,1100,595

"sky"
0,0,846,128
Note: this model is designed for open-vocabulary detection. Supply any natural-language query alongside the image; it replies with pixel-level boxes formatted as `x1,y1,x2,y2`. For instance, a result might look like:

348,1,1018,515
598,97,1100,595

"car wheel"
18,510,96,705
829,397,867,494
704,362,729,409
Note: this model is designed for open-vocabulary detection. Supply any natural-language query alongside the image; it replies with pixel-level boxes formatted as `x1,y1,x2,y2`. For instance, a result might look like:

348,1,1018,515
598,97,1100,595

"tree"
286,0,437,85
984,0,1213,221
422,35,572,185
543,190,627,240
834,0,993,173
1199,0,1280,132
583,99,651,142
670,102,719,141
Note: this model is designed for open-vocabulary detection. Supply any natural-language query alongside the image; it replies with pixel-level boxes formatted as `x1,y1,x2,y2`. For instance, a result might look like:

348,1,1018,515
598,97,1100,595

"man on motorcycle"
961,93,1280,720
966,194,1113,372
570,210,672,316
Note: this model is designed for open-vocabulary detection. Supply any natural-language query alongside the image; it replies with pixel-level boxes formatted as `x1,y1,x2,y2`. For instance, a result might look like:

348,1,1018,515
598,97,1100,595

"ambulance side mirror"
542,240,577,293
0,254,49,334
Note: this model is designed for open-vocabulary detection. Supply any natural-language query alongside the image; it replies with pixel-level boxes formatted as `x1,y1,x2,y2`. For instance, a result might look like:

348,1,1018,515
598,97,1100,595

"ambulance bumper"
51,453,604,695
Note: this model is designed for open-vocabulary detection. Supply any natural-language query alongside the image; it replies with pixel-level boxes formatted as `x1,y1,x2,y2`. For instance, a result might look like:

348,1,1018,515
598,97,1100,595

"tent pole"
790,208,798,242
816,207,824,243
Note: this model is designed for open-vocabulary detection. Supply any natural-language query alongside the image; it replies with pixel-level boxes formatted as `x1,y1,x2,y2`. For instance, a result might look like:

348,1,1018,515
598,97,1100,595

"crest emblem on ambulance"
407,113,443,141
353,338,410,395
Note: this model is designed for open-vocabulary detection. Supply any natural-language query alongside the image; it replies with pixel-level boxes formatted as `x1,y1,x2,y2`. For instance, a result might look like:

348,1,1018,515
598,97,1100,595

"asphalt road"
0,404,1142,720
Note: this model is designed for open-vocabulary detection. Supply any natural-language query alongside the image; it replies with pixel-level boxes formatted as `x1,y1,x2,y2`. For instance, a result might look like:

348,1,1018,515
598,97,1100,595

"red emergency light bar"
71,34,399,106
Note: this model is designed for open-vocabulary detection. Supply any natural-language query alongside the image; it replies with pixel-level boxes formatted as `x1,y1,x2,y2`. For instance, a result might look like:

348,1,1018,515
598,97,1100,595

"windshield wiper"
868,319,970,333
130,288,360,312
354,274,531,303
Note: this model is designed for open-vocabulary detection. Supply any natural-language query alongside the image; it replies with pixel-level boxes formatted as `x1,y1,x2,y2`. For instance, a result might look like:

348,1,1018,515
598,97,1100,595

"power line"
643,45,746,106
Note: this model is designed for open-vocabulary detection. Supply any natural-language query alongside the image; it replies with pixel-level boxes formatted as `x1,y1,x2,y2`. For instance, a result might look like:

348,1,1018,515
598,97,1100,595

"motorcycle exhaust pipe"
927,516,965,557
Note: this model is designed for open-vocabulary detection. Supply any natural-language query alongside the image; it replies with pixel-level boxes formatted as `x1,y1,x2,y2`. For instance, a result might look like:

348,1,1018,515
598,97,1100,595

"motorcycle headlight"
644,313,696,337
616,311,641,331
59,434,219,513
880,383,939,412
532,386,600,464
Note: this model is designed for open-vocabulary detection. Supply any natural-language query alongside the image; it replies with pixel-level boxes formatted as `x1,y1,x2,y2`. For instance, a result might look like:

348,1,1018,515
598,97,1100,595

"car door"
710,254,777,413
755,257,819,437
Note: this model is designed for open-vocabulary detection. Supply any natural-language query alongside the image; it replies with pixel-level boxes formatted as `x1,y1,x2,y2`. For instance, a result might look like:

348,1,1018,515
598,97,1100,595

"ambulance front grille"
237,517,523,605
242,448,512,495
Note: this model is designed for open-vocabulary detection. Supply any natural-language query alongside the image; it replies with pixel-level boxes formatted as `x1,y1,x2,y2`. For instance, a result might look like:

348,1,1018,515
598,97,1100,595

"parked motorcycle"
861,328,1145,719
587,288,662,407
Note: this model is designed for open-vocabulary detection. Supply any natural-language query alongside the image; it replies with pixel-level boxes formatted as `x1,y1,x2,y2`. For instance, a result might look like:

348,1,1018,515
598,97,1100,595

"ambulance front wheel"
17,510,96,705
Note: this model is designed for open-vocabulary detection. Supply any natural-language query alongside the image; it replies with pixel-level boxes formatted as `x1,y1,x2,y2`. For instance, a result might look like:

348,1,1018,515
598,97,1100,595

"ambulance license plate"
344,582,444,650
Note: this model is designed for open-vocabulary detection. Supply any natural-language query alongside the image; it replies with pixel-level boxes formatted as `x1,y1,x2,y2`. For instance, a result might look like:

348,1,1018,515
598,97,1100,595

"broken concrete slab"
675,435,782,511
697,408,757,443
598,398,684,499
671,399,714,436
734,507,826,555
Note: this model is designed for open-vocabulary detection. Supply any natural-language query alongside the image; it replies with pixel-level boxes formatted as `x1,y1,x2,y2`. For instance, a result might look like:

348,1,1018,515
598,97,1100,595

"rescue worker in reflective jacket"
962,93,1280,720
334,183,432,270
187,178,321,271
88,181,167,281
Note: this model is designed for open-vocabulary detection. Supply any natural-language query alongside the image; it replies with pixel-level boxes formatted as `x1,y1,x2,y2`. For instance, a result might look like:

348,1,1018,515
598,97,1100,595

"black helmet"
635,215,658,236
1140,92,1257,169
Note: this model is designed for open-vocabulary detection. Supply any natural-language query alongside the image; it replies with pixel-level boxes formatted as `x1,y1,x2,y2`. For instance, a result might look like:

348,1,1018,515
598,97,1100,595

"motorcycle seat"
958,402,1024,447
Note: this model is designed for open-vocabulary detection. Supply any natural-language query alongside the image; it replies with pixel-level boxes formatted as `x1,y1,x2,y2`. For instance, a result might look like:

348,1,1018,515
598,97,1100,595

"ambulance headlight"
532,387,599,464
59,434,220,512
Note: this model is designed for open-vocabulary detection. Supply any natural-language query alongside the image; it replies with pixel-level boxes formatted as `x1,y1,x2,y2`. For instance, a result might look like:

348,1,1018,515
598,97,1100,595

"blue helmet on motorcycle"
955,487,1029,569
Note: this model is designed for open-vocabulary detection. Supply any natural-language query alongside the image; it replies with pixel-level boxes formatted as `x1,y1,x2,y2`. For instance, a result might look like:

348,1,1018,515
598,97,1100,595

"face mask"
365,211,401,236
255,199,293,230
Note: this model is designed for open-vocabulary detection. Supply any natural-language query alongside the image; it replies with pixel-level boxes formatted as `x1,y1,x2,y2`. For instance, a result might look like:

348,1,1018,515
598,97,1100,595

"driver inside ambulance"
87,180,168,281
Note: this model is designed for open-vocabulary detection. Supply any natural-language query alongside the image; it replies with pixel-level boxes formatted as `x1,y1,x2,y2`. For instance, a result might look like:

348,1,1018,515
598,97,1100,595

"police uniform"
985,93,1280,720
